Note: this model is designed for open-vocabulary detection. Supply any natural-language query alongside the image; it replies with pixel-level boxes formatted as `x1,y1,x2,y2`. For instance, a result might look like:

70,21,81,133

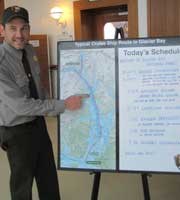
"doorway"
73,0,138,40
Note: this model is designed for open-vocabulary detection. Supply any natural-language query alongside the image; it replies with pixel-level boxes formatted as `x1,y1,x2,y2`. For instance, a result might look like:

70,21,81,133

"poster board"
58,37,180,173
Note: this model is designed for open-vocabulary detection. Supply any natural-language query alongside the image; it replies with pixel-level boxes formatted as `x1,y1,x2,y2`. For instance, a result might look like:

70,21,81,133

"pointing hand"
64,94,89,111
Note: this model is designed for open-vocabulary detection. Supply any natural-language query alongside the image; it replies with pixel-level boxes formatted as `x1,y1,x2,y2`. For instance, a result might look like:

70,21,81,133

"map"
59,47,116,170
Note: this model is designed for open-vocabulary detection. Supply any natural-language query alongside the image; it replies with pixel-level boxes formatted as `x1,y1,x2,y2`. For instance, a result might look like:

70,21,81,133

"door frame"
73,0,138,40
0,0,4,14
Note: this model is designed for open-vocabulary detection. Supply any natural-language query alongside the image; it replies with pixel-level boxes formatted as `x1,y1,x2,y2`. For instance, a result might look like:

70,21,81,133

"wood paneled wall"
148,0,180,37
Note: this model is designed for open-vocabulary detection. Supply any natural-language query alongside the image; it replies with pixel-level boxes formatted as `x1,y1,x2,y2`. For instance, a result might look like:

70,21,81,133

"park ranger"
0,5,88,200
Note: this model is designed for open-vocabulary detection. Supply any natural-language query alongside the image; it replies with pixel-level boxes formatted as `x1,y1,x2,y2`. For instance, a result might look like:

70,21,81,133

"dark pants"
0,117,60,200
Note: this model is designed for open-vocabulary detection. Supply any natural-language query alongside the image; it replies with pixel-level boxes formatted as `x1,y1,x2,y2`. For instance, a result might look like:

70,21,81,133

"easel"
90,31,152,200
114,27,124,39
90,172,101,200
141,173,151,200
90,172,151,200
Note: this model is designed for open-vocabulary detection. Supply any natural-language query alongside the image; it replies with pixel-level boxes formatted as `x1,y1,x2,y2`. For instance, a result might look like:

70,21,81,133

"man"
0,5,88,200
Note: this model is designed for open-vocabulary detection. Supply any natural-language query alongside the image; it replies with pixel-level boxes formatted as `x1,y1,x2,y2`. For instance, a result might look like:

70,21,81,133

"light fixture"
50,7,67,27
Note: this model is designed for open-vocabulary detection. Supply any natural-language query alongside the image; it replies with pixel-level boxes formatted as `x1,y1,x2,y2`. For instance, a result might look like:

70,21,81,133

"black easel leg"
91,172,101,200
141,174,151,200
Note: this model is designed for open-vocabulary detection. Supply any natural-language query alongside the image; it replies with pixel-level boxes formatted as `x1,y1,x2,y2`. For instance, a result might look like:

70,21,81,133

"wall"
2,1,180,200
5,0,148,65
138,0,148,37
5,0,74,65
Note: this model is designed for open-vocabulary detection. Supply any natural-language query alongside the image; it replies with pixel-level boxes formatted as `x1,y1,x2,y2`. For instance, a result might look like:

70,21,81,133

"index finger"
76,93,90,98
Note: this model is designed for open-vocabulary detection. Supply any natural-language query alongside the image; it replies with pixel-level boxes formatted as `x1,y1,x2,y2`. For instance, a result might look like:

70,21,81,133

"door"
0,0,4,14
0,0,4,37
81,5,128,40
73,0,138,40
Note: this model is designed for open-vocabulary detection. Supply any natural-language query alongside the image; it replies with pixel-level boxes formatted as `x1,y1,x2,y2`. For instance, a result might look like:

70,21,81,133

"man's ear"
0,24,5,37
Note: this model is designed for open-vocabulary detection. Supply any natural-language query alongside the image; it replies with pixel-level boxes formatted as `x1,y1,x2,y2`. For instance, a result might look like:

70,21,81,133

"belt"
0,118,38,130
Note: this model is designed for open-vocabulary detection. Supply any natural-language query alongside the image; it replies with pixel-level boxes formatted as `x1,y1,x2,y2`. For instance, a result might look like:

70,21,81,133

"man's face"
1,17,30,49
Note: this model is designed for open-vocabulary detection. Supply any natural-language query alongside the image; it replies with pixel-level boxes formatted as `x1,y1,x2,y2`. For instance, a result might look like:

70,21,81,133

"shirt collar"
3,41,26,60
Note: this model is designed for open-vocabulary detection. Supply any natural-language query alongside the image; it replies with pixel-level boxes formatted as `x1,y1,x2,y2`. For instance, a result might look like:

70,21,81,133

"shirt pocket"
15,73,30,96
32,64,41,86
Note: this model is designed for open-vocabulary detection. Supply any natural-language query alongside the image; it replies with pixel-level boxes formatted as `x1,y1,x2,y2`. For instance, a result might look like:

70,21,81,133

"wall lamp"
50,7,67,28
